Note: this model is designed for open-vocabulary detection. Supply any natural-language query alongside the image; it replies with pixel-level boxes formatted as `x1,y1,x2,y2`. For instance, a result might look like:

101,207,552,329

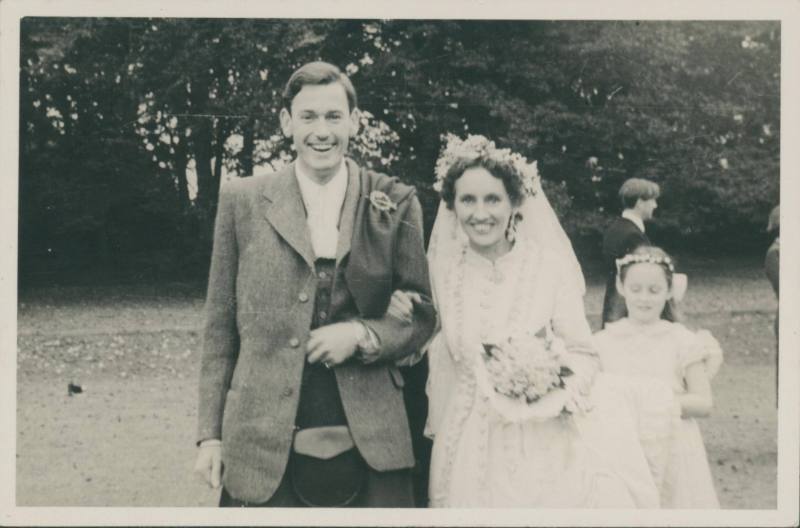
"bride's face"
453,166,514,258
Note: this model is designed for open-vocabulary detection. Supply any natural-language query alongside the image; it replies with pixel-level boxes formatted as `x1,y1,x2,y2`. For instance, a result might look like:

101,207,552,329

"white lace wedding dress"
426,239,664,508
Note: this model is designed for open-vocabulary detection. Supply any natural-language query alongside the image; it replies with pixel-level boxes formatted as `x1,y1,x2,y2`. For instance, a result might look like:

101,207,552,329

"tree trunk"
193,117,214,216
241,117,255,176
173,132,191,211
210,117,227,211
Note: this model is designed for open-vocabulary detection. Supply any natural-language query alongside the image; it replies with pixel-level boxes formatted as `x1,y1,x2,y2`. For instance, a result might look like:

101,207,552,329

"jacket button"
282,387,293,397
298,292,309,303
318,310,328,320
318,271,328,279
289,338,300,348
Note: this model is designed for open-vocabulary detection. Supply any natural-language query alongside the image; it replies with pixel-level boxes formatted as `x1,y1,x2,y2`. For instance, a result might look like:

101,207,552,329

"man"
765,205,779,405
601,178,660,327
193,61,436,507
765,205,779,308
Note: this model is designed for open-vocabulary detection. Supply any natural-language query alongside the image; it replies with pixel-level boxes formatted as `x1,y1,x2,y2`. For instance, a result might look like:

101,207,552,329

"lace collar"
464,236,527,270
603,318,675,339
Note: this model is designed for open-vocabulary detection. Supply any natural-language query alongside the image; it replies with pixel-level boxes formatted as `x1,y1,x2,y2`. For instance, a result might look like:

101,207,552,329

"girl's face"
453,166,514,260
617,262,672,324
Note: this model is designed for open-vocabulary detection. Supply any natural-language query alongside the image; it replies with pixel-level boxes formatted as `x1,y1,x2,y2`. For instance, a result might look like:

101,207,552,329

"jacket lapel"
261,164,316,269
335,159,362,265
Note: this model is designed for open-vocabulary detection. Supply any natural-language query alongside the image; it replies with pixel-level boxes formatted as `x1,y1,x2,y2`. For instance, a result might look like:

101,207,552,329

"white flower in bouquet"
481,329,573,405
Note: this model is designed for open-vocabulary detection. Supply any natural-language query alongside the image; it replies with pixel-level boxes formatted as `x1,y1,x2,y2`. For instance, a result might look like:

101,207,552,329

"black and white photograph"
2,0,798,526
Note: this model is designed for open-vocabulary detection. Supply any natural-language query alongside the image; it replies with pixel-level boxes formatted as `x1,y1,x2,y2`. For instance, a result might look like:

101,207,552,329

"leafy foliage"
19,19,780,283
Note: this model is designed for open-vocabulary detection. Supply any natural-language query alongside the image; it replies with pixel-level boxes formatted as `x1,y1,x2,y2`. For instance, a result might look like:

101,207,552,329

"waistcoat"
295,258,355,429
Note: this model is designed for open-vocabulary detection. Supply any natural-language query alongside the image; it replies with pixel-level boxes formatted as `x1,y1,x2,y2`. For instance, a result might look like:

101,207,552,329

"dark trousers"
219,452,415,508
400,358,432,507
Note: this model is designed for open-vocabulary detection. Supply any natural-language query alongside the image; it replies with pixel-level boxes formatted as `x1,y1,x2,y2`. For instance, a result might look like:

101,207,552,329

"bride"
420,134,665,508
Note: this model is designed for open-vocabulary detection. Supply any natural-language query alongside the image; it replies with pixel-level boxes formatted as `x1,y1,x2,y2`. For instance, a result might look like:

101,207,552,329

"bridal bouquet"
476,328,577,422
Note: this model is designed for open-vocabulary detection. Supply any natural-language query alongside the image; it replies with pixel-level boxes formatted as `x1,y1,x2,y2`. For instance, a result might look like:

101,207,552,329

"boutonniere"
369,190,397,212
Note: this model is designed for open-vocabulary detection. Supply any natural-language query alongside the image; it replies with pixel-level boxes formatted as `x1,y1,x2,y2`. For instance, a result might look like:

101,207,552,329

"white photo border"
1,0,797,526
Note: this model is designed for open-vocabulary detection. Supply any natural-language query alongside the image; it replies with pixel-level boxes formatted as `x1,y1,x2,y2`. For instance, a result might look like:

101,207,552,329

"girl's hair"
440,156,527,210
617,245,681,322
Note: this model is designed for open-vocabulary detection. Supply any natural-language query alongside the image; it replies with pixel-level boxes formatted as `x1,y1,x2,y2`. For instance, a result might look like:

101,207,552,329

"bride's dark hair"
440,156,527,210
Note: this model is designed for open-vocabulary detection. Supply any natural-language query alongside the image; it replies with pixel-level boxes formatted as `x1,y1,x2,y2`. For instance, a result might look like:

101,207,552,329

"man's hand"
194,440,222,489
306,322,360,368
387,290,422,324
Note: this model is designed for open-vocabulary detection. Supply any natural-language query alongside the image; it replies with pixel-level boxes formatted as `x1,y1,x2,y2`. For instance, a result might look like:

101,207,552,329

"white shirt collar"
621,209,645,233
295,160,348,200
294,161,349,259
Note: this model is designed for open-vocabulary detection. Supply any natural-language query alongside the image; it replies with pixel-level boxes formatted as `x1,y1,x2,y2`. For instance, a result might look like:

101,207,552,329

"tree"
19,19,780,284
350,20,779,251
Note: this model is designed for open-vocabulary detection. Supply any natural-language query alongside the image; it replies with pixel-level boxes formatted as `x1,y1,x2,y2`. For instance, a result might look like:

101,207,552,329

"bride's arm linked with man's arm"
550,256,601,398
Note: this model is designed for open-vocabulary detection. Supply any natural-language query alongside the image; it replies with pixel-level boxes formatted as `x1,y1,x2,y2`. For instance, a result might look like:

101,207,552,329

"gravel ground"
16,258,779,508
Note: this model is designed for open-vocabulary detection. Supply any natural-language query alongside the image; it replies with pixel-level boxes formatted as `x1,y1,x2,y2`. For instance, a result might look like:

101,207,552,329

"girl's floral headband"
615,252,675,274
433,133,540,196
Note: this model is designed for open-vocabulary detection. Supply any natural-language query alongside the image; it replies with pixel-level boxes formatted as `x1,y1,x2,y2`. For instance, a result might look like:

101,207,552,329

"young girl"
593,245,722,509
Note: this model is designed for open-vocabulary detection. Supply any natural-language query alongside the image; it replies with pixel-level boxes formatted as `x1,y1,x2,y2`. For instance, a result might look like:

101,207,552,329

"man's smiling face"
280,82,358,184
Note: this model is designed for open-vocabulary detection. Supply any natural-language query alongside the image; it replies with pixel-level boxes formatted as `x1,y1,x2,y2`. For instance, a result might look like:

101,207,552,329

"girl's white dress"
426,240,663,508
594,318,722,509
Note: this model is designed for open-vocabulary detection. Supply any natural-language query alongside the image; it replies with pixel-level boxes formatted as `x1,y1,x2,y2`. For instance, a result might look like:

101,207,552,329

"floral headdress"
433,133,540,197
615,252,675,274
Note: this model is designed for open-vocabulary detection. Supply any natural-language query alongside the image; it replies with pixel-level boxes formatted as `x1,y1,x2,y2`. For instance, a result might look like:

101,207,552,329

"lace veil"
424,136,587,437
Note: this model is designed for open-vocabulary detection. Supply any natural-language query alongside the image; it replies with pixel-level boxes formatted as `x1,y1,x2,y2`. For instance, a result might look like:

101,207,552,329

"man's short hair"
619,178,660,209
282,61,358,112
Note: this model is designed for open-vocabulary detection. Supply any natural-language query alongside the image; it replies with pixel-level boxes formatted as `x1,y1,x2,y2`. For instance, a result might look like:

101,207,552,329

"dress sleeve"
424,331,458,439
591,330,614,369
552,259,593,344
690,329,724,380
551,256,598,376
676,325,722,379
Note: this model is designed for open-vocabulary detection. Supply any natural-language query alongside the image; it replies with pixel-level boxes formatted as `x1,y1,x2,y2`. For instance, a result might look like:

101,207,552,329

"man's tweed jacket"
196,159,436,503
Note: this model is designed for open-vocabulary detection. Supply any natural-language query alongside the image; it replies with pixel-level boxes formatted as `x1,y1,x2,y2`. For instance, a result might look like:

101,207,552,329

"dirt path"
16,270,779,508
